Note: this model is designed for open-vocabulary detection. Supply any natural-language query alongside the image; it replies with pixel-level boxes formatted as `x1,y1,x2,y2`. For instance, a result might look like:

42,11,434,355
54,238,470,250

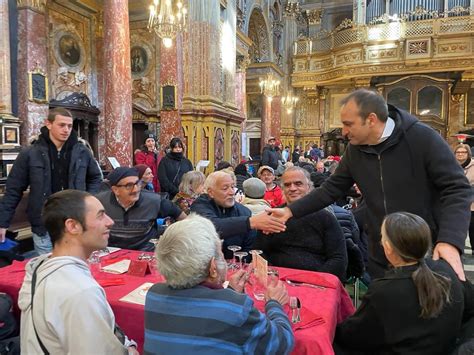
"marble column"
17,0,48,143
103,0,132,167
159,37,183,151
270,96,281,141
235,55,249,117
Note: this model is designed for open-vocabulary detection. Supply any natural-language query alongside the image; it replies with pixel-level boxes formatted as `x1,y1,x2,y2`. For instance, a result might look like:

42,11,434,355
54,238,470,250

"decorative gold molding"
462,71,474,81
16,0,46,12
452,94,464,103
292,58,474,87
94,10,104,37
28,63,48,104
353,77,371,88
247,62,285,77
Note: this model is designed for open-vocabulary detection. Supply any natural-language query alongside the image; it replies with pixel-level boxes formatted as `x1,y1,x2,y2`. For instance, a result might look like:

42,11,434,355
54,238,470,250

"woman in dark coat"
335,212,465,355
157,137,193,199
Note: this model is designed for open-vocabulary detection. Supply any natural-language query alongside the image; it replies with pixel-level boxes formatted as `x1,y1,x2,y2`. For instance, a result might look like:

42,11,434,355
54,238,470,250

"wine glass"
227,245,242,269
88,251,101,274
234,251,249,269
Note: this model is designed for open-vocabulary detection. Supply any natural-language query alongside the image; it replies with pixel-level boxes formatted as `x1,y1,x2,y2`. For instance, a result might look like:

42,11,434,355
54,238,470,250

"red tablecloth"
0,250,355,355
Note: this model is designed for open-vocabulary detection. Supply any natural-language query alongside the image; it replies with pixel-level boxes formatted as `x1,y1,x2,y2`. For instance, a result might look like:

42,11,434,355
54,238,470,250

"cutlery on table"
285,279,326,290
289,296,298,323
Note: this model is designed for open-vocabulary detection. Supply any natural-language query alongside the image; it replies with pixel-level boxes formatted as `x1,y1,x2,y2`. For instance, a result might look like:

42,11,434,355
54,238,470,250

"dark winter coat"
288,105,472,278
330,204,365,278
261,145,279,170
157,152,193,199
0,128,102,235
190,194,256,259
253,206,348,282
335,260,464,355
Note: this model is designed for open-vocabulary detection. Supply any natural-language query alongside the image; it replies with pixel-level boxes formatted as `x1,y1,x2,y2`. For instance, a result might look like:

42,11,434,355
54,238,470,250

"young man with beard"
18,190,137,354
0,108,102,254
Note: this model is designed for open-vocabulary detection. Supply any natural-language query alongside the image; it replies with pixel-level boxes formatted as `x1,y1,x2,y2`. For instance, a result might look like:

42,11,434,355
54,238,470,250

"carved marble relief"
248,9,270,63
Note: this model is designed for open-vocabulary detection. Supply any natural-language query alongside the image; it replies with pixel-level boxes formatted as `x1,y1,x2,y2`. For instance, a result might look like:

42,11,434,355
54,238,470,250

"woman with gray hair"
144,214,294,354
172,171,205,214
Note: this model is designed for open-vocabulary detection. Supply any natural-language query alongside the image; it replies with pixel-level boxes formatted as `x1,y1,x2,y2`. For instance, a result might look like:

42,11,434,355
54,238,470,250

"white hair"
155,214,221,289
204,171,235,193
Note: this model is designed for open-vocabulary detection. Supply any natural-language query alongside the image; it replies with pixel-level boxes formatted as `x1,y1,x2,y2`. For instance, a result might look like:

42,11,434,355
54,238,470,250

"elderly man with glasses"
96,167,186,250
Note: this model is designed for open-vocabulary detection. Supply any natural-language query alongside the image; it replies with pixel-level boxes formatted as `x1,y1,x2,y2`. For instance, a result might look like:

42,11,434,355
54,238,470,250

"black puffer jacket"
330,204,365,278
157,152,193,199
289,105,471,278
0,128,102,235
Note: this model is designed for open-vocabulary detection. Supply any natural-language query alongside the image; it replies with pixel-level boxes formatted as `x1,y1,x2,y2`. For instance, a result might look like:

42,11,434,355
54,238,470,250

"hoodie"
289,105,471,278
18,254,130,354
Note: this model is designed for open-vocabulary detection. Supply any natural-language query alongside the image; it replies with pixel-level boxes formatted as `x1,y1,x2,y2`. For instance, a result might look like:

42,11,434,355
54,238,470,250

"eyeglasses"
115,180,142,191
456,151,468,154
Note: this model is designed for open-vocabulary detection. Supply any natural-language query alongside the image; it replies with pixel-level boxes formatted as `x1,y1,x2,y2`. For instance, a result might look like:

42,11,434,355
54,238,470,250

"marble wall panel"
17,7,48,143
270,96,281,140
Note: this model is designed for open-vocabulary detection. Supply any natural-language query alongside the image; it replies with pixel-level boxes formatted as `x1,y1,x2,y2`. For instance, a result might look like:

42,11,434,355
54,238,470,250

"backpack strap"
30,259,50,355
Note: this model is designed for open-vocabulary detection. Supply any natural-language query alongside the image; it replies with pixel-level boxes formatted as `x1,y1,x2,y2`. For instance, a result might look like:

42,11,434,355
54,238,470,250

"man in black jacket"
191,171,286,258
0,108,102,254
261,137,279,170
269,89,471,280
253,167,348,282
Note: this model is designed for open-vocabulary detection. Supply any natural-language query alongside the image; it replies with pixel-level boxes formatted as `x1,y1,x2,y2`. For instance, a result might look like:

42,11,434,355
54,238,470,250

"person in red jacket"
134,132,162,192
258,166,284,208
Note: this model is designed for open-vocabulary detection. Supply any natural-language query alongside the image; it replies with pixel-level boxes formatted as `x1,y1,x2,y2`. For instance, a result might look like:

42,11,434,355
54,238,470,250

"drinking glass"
227,245,242,269
148,257,160,280
234,251,248,269
249,269,266,301
88,251,101,274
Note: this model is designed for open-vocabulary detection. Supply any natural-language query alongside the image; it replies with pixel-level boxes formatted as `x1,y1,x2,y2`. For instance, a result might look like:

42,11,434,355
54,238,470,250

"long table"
0,250,355,355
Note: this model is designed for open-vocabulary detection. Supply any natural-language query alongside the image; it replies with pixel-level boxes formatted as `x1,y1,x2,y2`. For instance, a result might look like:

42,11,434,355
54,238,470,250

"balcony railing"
294,14,474,56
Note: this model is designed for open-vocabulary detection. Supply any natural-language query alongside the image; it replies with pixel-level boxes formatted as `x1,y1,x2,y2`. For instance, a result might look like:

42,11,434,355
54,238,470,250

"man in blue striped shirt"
144,214,294,354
